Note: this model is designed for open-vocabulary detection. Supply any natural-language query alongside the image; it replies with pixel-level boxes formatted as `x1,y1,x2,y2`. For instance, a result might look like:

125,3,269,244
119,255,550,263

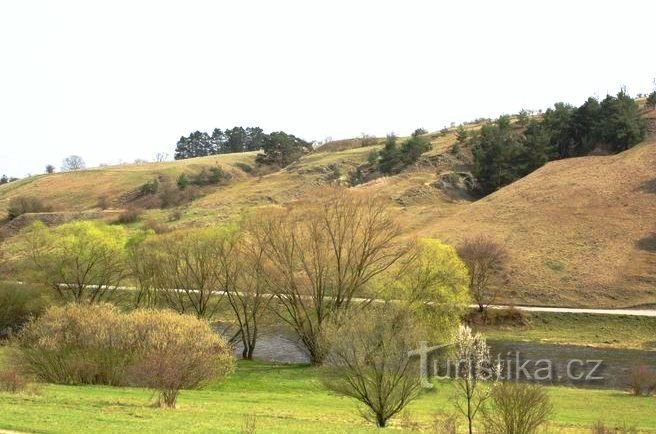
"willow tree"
18,221,128,303
390,238,471,343
253,188,408,365
138,227,230,319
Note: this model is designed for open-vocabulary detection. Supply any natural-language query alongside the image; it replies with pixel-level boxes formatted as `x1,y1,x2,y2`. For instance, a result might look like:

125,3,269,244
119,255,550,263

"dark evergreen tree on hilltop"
254,131,312,168
174,126,295,160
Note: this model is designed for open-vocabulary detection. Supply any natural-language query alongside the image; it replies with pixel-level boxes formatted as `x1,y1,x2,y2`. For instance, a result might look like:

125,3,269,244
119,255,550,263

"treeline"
174,127,312,167
471,91,647,194
0,175,19,185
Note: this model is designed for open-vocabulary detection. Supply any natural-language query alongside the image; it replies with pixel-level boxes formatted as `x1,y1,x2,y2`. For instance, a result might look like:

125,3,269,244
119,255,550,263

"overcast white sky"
1,1,654,178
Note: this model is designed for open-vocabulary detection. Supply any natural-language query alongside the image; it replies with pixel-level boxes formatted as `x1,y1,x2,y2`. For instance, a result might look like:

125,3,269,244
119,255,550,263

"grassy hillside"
417,138,656,308
1,123,656,308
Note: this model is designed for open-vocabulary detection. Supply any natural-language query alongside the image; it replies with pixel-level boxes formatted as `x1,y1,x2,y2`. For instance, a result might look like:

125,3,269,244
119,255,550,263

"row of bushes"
14,304,233,407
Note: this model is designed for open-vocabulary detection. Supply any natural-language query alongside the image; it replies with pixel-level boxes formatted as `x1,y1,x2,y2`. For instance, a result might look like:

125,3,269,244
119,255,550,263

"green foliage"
367,149,379,165
255,131,312,167
472,91,646,193
412,128,428,136
388,239,470,342
517,109,530,126
647,91,656,109
140,178,159,195
399,134,431,165
0,283,50,337
193,166,232,186
17,221,128,303
596,91,646,152
348,167,365,186
7,196,52,220
377,134,401,174
472,116,536,194
377,133,430,174
176,173,189,190
456,125,468,143
174,126,298,160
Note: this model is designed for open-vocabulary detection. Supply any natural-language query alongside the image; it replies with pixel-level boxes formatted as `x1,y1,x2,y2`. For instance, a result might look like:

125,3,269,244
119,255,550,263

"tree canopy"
173,126,307,164
471,91,646,194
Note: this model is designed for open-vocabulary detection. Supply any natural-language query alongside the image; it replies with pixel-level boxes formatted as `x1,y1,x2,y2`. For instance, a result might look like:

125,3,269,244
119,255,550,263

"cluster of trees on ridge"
469,91,649,194
174,126,312,167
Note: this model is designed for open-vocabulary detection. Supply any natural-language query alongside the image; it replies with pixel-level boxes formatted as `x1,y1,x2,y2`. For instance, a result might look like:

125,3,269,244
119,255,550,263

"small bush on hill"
140,178,160,195
97,195,110,210
176,173,189,190
7,196,52,220
647,91,656,109
17,304,233,406
193,166,232,186
234,162,253,173
116,207,142,224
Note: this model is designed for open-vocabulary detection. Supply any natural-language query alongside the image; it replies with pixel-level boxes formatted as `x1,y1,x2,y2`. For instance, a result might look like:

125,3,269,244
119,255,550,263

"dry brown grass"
417,137,656,307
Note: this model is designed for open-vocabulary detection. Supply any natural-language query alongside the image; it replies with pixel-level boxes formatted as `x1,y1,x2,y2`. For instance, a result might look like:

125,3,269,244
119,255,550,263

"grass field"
0,348,654,433
475,311,656,350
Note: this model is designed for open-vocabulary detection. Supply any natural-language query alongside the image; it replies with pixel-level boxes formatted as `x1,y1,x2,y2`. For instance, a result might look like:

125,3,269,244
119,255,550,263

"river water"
231,331,656,390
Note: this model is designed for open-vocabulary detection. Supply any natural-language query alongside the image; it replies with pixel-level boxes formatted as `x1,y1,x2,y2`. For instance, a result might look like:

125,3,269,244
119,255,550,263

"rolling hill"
1,120,655,308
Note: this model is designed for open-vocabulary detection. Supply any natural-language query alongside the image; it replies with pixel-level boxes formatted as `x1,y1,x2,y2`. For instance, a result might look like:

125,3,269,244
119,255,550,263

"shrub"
0,366,28,393
591,420,638,434
0,283,50,339
234,162,253,174
482,382,553,434
647,91,656,109
97,195,110,210
7,196,52,220
17,304,233,403
168,210,182,222
143,219,169,234
117,207,142,224
431,412,458,434
193,166,232,186
627,364,656,396
140,179,160,195
320,305,421,428
176,173,189,190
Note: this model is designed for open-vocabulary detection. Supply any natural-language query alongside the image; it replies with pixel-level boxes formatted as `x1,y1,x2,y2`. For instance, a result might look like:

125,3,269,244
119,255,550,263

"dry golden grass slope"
1,125,656,308
415,137,656,308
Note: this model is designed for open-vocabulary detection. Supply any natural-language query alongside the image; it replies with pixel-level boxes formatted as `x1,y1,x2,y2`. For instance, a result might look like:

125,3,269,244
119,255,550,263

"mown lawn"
1,349,655,433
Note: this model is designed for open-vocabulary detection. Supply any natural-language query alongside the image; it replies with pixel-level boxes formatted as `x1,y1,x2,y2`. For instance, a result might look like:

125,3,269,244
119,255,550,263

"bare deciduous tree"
205,223,272,360
253,188,409,365
61,155,86,171
482,382,553,434
457,235,507,313
145,228,228,319
126,233,161,308
320,305,422,428
155,152,169,162
452,325,500,434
